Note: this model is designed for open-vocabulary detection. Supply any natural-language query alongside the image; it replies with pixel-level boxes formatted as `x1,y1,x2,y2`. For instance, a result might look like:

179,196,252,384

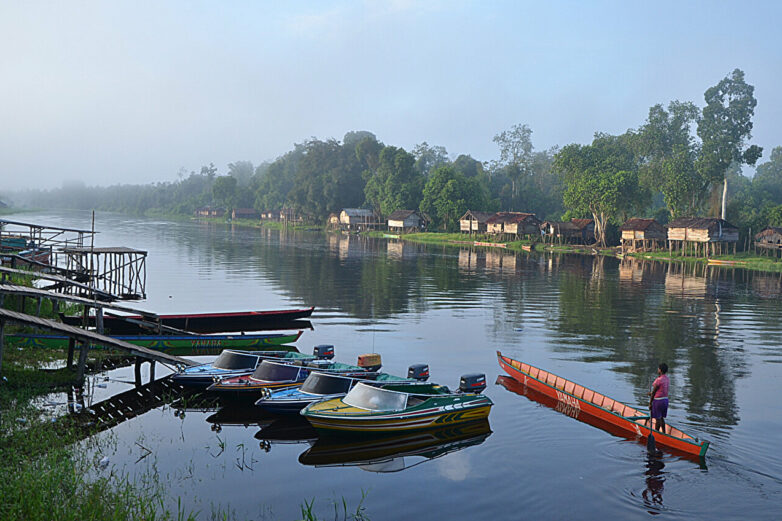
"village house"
231,208,260,220
542,218,595,244
485,212,542,239
339,208,379,230
754,227,782,257
194,206,226,218
259,210,278,221
666,217,739,256
327,213,340,229
280,207,304,223
459,210,494,234
620,218,666,252
387,210,427,232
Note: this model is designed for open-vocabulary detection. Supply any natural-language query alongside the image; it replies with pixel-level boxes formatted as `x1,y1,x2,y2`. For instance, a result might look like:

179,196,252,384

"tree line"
10,68,782,246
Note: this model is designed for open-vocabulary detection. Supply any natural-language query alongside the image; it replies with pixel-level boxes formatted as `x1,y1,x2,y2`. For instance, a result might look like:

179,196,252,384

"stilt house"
620,218,666,252
339,208,379,230
459,211,494,233
387,210,427,232
754,227,782,257
666,217,739,256
486,212,542,238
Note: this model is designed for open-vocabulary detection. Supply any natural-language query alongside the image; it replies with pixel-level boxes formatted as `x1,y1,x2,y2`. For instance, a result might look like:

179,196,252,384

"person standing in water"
648,363,669,433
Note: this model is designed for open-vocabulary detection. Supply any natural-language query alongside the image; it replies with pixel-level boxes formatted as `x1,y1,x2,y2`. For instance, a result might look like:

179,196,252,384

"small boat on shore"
300,374,492,434
61,306,315,334
172,349,317,388
5,331,303,356
496,351,710,459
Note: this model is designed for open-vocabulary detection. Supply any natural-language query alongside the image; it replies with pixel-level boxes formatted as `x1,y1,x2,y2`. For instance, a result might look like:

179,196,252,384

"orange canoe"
497,351,710,459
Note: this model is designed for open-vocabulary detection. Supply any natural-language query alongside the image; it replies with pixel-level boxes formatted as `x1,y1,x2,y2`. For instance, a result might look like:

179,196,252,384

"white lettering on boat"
555,390,580,419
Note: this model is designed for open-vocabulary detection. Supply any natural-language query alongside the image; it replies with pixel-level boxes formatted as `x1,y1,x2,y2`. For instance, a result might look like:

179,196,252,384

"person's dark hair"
659,362,668,374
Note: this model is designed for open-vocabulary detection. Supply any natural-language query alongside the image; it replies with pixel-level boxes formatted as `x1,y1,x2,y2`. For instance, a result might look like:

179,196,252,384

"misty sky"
1,1,781,191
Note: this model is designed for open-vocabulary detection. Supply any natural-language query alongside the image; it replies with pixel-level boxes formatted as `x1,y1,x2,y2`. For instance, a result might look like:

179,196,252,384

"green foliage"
420,166,489,231
697,68,762,216
554,133,639,246
412,142,449,177
212,176,238,209
363,146,424,216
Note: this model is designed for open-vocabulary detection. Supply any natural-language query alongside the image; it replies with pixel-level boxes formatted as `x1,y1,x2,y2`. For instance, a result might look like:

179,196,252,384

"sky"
1,1,781,191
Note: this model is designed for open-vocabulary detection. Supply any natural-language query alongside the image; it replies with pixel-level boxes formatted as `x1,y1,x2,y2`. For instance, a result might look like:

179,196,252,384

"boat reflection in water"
298,420,492,473
254,416,319,451
205,403,277,432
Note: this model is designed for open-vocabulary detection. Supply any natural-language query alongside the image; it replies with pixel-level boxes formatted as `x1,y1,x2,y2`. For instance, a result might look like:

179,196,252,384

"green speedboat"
5,331,303,356
301,374,492,434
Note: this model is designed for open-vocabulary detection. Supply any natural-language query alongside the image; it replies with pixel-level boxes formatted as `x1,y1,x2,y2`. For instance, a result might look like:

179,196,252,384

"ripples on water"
9,211,782,520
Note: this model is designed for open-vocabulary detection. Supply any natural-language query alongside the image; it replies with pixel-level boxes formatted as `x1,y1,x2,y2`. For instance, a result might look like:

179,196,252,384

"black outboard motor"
313,344,335,360
407,364,430,381
459,373,487,394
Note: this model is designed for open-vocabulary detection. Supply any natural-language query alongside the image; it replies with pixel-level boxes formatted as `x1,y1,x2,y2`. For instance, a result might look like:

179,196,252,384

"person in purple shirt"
648,363,669,433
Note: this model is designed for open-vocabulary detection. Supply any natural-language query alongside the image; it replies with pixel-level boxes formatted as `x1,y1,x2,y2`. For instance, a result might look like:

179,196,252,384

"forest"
8,68,782,246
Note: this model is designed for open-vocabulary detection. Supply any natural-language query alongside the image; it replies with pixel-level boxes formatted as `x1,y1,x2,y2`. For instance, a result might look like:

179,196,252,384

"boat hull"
496,351,709,459
302,396,493,434
5,331,302,355
61,307,315,334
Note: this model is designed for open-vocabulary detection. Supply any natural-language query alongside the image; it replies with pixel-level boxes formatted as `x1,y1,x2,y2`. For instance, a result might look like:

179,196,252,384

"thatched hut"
485,212,542,238
459,210,494,234
339,208,378,230
754,227,782,257
388,210,427,232
620,218,666,252
542,218,595,244
666,217,739,256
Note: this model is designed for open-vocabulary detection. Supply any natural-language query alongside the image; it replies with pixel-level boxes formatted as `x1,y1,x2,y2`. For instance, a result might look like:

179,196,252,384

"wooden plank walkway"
0,266,114,301
0,308,196,368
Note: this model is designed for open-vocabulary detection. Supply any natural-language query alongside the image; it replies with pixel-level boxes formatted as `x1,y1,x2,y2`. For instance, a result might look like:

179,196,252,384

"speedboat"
171,349,315,388
300,374,492,434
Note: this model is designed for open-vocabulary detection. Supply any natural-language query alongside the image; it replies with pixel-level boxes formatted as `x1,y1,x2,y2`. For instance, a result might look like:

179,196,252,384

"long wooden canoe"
61,306,315,334
6,331,302,356
497,351,709,459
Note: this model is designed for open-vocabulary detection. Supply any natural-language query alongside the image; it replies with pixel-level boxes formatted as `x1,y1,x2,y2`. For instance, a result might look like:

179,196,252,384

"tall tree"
493,124,534,199
420,165,490,230
226,161,254,186
363,146,423,216
212,175,238,209
632,101,702,218
554,133,639,246
697,69,763,219
412,142,449,177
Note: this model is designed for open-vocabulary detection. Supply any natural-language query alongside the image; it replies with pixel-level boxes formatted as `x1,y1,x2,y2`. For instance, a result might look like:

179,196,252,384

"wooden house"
485,212,542,238
620,218,666,252
339,208,378,230
754,227,782,257
194,206,226,218
232,208,260,220
280,207,304,223
327,213,340,228
666,217,739,256
387,210,427,232
542,219,594,244
260,210,278,220
459,210,494,234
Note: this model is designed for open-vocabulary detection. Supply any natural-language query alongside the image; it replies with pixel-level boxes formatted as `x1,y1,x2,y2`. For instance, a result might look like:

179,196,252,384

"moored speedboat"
255,364,430,414
300,374,492,434
171,349,315,388
207,357,380,400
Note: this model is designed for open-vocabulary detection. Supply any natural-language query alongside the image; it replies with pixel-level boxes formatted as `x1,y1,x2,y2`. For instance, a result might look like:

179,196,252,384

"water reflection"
643,455,666,513
298,420,492,473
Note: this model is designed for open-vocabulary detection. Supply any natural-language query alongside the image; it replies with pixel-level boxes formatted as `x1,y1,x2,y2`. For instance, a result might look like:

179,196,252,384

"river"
8,210,782,520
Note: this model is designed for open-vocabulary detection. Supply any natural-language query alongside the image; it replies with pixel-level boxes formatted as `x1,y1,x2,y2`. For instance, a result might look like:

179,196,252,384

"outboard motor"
357,353,382,372
407,363,430,381
459,373,487,394
313,344,335,360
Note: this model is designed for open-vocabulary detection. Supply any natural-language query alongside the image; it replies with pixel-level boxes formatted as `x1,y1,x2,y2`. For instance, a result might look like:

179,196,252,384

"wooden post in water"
67,337,75,369
96,307,104,335
0,318,5,378
76,340,89,380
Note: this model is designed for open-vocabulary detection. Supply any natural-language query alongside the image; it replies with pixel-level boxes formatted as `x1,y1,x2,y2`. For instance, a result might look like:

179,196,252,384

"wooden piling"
67,337,75,369
76,341,89,379
0,318,5,377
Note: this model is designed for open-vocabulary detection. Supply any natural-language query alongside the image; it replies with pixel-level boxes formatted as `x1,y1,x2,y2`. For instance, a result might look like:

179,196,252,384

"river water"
9,210,782,520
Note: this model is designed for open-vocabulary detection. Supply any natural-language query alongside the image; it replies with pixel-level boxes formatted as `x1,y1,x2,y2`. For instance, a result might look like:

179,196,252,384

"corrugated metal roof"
667,217,737,231
341,208,375,217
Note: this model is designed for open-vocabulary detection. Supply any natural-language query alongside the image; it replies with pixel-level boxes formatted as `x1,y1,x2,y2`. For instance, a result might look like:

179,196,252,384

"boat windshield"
343,383,407,411
212,351,258,370
252,361,301,382
300,373,353,395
